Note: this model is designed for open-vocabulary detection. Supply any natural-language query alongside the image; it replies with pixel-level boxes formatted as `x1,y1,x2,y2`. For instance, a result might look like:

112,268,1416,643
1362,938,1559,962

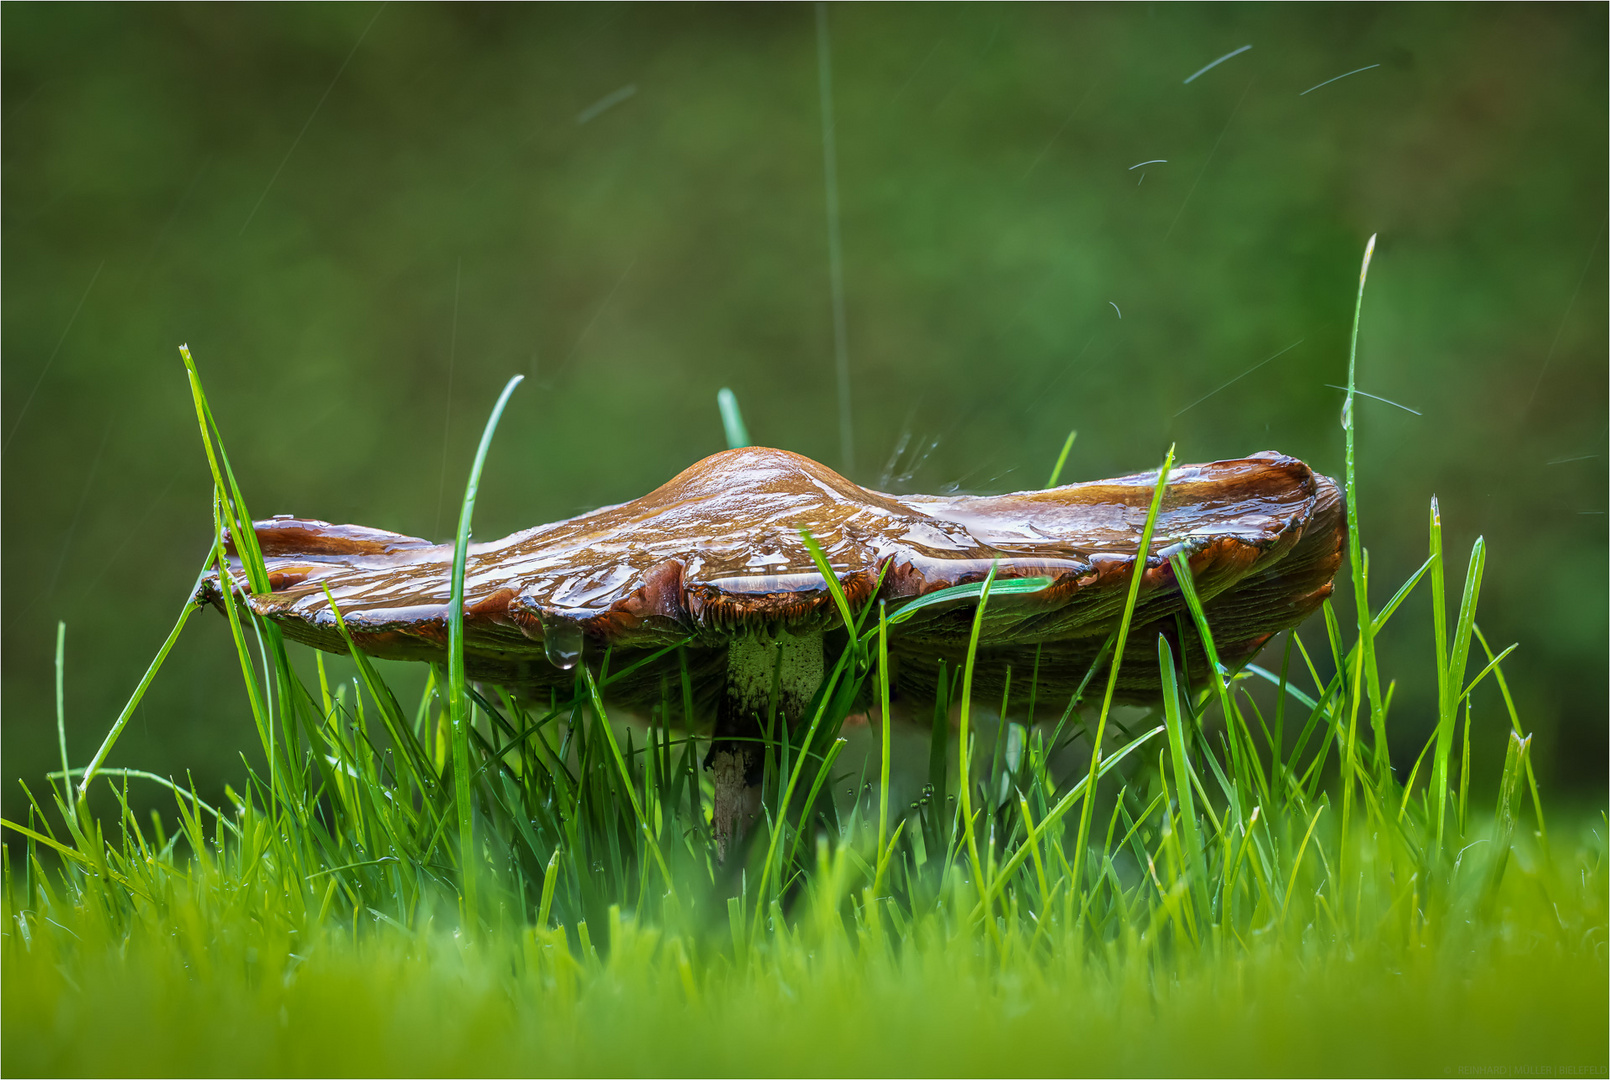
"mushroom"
200,447,1344,857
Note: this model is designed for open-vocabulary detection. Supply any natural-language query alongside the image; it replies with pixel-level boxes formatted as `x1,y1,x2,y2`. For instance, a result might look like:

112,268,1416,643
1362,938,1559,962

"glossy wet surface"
200,447,1345,705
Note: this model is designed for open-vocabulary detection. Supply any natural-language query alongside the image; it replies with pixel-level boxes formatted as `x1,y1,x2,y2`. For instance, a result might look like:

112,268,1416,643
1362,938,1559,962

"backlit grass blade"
717,388,751,449
1158,635,1210,919
1460,642,1518,702
322,586,440,800
1069,444,1174,898
1045,429,1077,488
1482,731,1531,910
207,499,281,806
1279,802,1326,932
885,576,1052,627
1341,235,1389,785
955,564,999,921
582,668,674,893
1428,498,1450,849
1371,553,1435,636
54,623,69,804
448,373,524,927
1475,625,1547,849
969,724,1164,922
874,602,893,895
180,346,266,592
800,529,860,648
1169,552,1269,809
1433,533,1486,852
749,534,883,931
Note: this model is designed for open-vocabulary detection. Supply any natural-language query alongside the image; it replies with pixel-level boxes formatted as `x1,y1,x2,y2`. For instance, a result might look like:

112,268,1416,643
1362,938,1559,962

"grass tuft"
3,246,1606,1074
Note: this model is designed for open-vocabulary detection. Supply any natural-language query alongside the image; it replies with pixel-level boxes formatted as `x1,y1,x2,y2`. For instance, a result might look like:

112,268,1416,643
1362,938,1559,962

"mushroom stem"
707,630,824,861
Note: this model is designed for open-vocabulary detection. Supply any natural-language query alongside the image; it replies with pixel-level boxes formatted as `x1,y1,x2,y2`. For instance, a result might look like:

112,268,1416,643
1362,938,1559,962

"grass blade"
1046,429,1077,488
448,374,524,927
1069,444,1174,899
1159,635,1211,919
717,388,751,449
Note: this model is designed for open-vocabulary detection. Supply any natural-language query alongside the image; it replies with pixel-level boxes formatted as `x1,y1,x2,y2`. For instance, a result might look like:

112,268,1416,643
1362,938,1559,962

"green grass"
3,246,1606,1077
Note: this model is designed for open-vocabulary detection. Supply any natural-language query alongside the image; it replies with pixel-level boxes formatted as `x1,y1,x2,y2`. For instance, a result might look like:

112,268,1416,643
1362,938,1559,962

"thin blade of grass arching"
747,531,881,920
1474,626,1547,850
182,348,328,859
883,576,1052,629
780,668,867,871
1341,236,1391,785
179,347,266,594
205,496,285,809
183,373,279,805
1045,630,1116,754
1281,635,1348,795
1370,553,1435,637
955,564,1000,926
182,347,312,789
790,737,847,867
322,587,441,808
1482,730,1531,911
1296,606,1388,795
447,374,524,928
75,561,209,809
1158,636,1211,921
581,668,675,896
1046,429,1077,488
1168,553,1270,811
969,724,1163,923
1459,641,1518,703
1069,444,1175,903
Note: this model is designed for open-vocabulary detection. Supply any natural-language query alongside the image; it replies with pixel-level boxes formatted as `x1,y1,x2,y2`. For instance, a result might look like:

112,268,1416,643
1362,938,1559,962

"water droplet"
1340,397,1353,431
540,616,584,670
921,784,935,798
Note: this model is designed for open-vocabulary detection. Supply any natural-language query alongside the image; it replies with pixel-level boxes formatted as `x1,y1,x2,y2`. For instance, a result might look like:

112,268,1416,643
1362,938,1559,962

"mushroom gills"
706,630,824,859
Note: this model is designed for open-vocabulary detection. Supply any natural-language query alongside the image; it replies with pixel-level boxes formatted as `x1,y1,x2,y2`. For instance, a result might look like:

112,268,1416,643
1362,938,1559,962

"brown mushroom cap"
200,446,1344,709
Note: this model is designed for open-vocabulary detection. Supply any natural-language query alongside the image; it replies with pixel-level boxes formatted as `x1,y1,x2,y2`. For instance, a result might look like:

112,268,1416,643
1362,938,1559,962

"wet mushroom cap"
200,446,1344,710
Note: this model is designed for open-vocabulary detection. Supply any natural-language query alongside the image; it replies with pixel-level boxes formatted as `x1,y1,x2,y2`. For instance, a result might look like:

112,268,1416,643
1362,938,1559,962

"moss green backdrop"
4,3,1605,822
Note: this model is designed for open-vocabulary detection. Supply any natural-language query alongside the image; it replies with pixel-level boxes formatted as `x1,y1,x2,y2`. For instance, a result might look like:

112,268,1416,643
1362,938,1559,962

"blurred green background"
4,3,1605,823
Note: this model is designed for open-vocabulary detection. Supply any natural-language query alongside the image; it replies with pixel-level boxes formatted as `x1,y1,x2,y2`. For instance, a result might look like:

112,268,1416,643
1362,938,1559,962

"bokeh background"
4,3,1605,825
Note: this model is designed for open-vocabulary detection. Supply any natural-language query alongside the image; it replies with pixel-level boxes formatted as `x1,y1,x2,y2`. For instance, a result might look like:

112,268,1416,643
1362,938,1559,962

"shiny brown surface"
199,447,1345,707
